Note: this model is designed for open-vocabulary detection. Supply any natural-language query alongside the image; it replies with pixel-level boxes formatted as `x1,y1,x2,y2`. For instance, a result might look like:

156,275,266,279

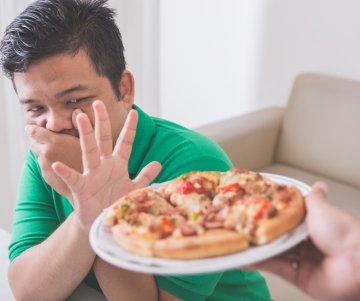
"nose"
45,109,74,132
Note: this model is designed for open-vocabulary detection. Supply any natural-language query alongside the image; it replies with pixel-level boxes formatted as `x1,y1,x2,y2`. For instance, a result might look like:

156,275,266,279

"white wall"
159,0,360,129
160,0,267,129
0,0,33,234
255,0,360,111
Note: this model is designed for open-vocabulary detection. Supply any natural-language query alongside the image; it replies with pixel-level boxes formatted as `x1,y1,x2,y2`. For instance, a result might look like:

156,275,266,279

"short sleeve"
156,273,224,301
9,150,60,261
156,155,233,183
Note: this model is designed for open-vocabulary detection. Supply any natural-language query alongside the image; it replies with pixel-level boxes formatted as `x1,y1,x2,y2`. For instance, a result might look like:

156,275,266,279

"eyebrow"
19,84,90,105
20,99,36,105
54,84,89,98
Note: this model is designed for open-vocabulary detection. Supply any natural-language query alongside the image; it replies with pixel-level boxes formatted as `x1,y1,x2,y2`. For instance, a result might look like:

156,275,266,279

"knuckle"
98,134,112,142
86,146,98,155
29,127,37,137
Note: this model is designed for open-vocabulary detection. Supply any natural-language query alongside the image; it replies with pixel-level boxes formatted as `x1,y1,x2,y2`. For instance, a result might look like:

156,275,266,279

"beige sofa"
195,73,360,301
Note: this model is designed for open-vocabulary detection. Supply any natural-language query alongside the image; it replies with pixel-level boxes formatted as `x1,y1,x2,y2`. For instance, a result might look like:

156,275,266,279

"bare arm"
10,102,162,300
93,257,184,301
93,257,158,301
8,213,95,301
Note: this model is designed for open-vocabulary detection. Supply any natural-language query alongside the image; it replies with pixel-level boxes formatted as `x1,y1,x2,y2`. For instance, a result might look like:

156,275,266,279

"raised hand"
52,100,162,233
246,182,360,301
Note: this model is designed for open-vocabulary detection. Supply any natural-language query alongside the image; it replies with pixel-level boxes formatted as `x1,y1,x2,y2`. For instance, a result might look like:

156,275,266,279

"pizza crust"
251,186,305,245
154,229,248,259
111,224,249,259
111,222,155,257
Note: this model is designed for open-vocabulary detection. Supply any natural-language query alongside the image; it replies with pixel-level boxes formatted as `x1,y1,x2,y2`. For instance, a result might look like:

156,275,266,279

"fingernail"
74,108,82,116
24,125,28,131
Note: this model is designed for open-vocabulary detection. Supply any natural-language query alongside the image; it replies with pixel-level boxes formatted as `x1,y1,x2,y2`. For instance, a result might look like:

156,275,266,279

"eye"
67,98,87,104
28,106,43,112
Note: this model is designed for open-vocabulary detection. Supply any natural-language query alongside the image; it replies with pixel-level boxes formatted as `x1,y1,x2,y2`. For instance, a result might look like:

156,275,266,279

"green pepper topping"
181,172,191,179
117,204,130,219
266,194,273,200
190,212,199,221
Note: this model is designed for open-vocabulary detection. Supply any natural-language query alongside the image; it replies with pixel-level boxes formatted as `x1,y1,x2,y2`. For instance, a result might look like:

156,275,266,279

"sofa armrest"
194,107,285,171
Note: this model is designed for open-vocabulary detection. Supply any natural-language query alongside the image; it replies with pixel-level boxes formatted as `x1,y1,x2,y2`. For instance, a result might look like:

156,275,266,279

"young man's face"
14,49,133,145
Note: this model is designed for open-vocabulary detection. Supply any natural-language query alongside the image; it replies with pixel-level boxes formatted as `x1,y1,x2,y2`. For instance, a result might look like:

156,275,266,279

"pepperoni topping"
274,189,292,203
179,223,197,236
130,190,148,203
133,203,153,212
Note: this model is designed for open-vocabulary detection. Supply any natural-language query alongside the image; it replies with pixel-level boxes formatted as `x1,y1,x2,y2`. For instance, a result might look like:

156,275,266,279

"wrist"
69,212,92,237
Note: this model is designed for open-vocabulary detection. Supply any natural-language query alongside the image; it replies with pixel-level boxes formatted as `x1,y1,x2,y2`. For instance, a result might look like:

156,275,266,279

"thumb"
25,124,50,143
305,181,328,211
72,108,83,131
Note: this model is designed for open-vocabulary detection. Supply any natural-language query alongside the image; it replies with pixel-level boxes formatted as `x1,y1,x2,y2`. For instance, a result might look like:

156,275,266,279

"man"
246,182,360,301
1,0,271,300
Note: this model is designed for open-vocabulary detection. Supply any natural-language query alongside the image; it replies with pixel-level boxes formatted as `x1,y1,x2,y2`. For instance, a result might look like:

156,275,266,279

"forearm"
8,213,96,301
93,257,158,301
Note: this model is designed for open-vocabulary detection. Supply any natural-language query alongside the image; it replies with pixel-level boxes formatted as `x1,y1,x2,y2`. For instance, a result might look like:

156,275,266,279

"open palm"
52,100,162,232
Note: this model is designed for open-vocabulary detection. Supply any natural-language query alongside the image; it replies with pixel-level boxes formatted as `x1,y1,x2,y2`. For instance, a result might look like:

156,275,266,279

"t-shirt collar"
128,104,156,176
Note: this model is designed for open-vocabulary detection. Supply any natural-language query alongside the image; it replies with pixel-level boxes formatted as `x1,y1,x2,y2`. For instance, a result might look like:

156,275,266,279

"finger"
113,110,138,160
244,257,299,282
305,181,331,223
305,181,328,208
72,108,83,132
305,181,358,254
52,162,85,194
133,161,162,189
76,113,100,172
93,100,113,158
30,140,42,156
25,125,51,143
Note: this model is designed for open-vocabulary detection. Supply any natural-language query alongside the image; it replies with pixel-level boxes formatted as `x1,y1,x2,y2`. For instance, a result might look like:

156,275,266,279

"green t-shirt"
9,105,271,301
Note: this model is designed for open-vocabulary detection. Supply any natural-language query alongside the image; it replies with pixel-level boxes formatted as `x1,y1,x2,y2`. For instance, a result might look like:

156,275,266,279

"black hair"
0,0,125,99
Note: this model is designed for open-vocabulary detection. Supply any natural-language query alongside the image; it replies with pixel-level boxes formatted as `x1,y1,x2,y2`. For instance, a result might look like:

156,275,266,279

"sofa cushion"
195,107,284,171
275,73,360,189
259,163,360,217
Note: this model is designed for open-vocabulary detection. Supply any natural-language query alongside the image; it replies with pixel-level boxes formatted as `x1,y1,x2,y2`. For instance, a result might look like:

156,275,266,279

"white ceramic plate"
89,173,310,275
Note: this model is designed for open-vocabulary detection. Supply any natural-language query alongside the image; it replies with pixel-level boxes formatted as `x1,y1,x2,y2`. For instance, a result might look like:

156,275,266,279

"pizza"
105,169,305,259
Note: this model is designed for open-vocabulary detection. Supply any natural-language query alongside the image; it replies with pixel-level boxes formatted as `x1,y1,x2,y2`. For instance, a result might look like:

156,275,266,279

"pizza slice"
157,171,222,224
157,171,221,201
221,172,305,245
105,188,174,225
245,185,305,245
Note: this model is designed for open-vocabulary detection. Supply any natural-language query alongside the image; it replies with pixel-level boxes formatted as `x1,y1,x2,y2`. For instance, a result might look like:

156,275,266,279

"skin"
246,182,360,301
9,50,182,301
